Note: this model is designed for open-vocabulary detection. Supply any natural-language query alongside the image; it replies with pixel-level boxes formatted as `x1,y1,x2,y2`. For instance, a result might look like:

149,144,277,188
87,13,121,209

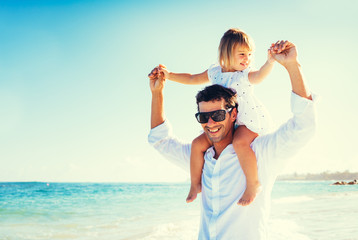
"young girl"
158,28,275,206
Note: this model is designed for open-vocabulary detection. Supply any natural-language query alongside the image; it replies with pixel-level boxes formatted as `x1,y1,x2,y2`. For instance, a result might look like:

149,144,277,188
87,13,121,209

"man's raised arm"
270,41,312,100
253,41,317,179
149,66,166,129
147,66,191,172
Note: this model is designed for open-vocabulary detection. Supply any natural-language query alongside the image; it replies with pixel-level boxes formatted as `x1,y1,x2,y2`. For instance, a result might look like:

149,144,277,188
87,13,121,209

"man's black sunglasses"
195,108,233,124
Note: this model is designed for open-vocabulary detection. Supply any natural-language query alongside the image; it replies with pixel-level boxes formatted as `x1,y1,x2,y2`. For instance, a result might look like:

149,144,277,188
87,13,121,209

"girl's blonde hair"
218,28,255,70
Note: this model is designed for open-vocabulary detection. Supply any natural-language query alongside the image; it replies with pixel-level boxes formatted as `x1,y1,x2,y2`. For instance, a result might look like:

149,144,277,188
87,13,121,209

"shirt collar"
206,144,235,160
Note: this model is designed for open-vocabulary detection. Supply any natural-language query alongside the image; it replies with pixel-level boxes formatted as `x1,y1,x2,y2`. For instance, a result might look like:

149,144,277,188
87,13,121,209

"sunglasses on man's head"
195,108,233,124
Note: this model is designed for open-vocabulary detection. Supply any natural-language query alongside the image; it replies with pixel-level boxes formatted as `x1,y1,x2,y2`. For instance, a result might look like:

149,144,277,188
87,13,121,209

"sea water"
0,181,357,240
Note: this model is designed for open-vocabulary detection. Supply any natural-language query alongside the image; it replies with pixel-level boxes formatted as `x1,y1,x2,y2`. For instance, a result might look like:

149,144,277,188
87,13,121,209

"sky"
0,0,357,182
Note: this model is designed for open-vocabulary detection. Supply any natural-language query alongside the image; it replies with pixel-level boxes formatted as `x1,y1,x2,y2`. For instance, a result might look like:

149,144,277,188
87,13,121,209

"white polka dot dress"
207,64,272,134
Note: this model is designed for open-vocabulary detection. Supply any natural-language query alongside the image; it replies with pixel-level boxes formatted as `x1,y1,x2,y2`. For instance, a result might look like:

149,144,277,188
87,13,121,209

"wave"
272,195,313,204
137,216,311,240
269,219,311,240
140,219,198,240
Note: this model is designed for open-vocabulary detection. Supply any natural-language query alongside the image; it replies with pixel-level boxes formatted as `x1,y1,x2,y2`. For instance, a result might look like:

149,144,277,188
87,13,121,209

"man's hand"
148,65,166,93
270,41,298,68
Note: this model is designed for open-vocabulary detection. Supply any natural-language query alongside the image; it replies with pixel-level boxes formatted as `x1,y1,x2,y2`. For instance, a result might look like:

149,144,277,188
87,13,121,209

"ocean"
0,181,357,240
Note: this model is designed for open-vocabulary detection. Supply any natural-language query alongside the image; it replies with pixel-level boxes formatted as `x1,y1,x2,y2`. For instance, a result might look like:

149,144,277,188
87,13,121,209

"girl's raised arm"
248,49,275,84
159,65,209,85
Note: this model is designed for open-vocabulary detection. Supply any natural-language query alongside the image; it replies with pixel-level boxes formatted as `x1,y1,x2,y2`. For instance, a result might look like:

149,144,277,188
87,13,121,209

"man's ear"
230,108,237,122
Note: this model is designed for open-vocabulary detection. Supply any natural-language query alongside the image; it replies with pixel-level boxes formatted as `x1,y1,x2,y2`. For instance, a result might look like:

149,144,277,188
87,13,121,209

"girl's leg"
233,125,261,206
187,133,212,203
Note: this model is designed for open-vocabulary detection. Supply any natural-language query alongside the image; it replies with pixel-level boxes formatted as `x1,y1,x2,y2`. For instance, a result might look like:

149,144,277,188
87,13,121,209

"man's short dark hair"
195,84,238,111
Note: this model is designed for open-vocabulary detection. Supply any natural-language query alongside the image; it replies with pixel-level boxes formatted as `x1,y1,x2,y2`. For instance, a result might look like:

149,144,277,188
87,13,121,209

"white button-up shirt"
148,92,317,240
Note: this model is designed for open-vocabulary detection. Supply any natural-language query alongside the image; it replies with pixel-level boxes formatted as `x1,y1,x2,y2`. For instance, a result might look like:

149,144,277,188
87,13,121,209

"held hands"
148,64,167,93
148,64,170,79
269,41,299,67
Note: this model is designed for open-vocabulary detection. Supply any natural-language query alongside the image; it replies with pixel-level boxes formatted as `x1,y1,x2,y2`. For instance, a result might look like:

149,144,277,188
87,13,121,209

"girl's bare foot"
186,184,201,203
237,181,262,206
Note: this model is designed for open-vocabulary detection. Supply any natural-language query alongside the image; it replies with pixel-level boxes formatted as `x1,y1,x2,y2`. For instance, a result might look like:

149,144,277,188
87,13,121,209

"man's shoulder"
251,133,271,151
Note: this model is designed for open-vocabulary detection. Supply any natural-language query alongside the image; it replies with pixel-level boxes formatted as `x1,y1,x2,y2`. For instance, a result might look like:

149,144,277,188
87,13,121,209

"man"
148,41,317,239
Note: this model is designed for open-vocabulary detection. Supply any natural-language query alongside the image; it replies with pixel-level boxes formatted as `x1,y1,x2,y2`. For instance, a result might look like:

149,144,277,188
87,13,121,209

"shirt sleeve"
148,120,191,172
207,64,220,84
252,92,318,180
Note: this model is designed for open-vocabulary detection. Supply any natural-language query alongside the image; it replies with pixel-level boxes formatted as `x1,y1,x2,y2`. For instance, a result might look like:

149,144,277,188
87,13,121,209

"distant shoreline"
277,170,358,181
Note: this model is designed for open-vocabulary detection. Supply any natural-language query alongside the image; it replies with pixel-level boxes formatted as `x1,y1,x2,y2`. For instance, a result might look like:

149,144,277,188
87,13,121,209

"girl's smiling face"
231,44,253,72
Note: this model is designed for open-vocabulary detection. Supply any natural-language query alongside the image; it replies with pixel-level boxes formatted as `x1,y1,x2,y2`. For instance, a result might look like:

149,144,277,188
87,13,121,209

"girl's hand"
158,64,170,79
267,48,276,64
